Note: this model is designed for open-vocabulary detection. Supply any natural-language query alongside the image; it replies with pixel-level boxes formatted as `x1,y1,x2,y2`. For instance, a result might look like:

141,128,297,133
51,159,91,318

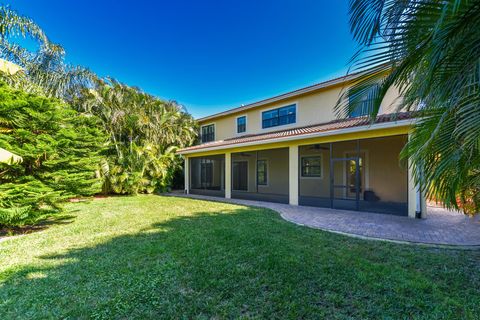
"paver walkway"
169,193,480,248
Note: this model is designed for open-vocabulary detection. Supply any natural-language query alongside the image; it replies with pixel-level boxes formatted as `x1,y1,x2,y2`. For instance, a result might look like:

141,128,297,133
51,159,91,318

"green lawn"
0,196,479,319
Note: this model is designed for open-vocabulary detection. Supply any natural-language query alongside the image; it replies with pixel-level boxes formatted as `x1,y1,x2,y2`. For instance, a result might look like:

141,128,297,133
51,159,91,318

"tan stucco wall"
258,148,289,195
361,136,408,202
299,145,330,198
200,84,402,142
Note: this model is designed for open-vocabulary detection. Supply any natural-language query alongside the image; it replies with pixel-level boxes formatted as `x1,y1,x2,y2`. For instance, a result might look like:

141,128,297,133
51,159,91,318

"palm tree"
75,79,198,194
0,42,96,100
0,6,96,172
0,6,48,45
0,6,95,101
338,0,480,213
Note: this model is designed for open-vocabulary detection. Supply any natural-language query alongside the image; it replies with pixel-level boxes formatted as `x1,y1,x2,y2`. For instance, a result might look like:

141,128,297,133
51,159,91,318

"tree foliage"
0,42,96,101
0,83,106,226
339,0,480,214
0,6,48,45
75,79,198,195
0,6,95,102
0,4,198,228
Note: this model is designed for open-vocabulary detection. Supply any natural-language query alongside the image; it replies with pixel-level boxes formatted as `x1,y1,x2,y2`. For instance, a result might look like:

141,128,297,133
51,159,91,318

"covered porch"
230,148,289,204
184,134,425,218
299,135,409,216
180,114,427,219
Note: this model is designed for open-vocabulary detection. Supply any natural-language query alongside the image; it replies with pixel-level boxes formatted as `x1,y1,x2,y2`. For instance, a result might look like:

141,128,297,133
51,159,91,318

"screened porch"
231,147,289,204
298,135,409,216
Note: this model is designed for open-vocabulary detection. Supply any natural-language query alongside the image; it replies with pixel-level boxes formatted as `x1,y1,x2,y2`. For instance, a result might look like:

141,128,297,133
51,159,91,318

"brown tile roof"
178,112,414,153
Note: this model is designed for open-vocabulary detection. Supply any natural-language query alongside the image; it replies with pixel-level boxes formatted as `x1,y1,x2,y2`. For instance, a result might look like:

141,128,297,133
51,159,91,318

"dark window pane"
237,116,246,125
348,85,378,118
279,105,295,116
262,104,296,128
262,109,278,120
201,161,213,187
288,113,296,124
278,108,289,117
232,161,248,191
201,124,215,143
237,116,246,133
349,102,370,117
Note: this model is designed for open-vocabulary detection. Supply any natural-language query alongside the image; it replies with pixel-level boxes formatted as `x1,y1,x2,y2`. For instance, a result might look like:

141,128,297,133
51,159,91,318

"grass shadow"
0,213,76,237
0,205,479,319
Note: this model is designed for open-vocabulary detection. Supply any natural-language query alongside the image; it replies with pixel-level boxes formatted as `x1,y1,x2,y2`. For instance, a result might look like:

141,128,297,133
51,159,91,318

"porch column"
289,145,299,205
225,152,231,199
184,156,189,194
420,186,427,218
407,158,427,219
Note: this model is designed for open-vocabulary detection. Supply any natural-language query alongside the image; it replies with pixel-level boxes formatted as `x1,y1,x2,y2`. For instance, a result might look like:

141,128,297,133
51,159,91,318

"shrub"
0,206,33,227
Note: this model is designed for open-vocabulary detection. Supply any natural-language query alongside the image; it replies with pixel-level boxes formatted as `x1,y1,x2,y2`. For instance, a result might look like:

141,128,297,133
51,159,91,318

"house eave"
178,119,414,155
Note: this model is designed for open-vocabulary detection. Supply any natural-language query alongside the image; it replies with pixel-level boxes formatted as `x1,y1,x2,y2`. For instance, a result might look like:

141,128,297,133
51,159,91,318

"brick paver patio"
169,193,480,247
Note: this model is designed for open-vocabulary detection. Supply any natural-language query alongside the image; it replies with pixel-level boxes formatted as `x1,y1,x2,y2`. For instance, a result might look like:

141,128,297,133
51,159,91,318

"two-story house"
177,73,426,218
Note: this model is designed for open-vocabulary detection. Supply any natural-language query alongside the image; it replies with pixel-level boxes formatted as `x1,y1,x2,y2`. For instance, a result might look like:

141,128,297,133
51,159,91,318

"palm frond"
0,6,49,46
0,41,97,100
342,0,480,213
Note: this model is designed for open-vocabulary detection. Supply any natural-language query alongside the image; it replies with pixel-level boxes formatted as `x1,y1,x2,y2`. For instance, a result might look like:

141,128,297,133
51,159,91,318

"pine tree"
0,82,106,226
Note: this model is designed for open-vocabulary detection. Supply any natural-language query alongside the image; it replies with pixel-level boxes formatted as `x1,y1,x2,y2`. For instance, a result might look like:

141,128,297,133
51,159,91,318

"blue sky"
6,1,356,118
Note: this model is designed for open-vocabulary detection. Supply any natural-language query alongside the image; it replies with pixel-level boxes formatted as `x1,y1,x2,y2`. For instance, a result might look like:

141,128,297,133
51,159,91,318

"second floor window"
262,104,296,129
237,116,246,133
349,100,372,118
201,124,215,143
348,85,378,118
